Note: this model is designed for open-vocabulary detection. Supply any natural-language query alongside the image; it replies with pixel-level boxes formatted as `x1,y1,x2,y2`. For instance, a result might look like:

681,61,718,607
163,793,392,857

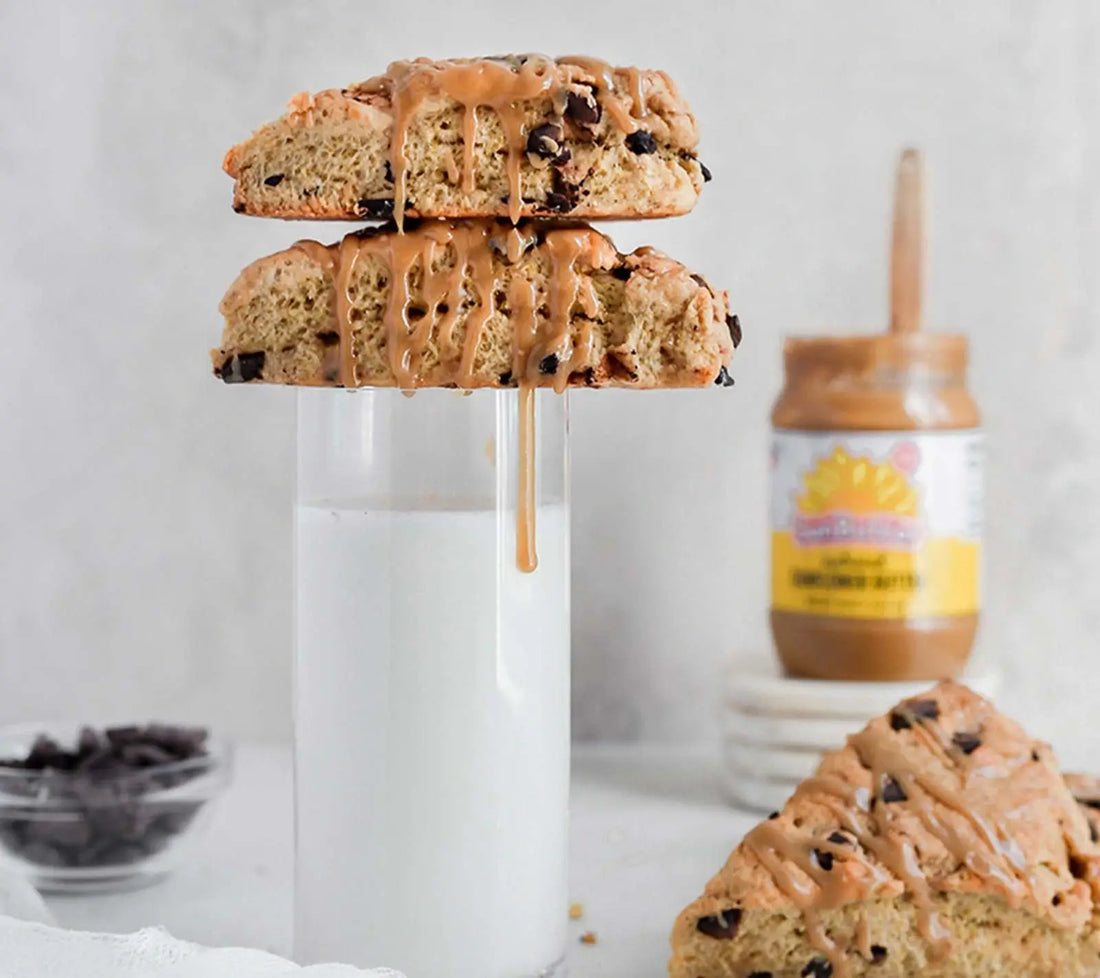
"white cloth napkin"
0,872,405,978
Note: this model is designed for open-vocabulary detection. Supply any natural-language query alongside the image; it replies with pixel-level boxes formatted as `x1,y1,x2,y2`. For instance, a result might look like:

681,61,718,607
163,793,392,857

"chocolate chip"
105,727,142,748
812,848,834,871
726,313,742,348
827,831,850,846
25,736,66,770
870,945,888,963
543,170,579,213
582,366,597,386
539,354,560,375
611,265,632,281
384,160,394,184
497,370,514,385
952,731,981,755
232,202,246,213
880,775,907,803
748,973,772,978
767,811,779,820
543,192,572,213
909,699,940,721
1032,749,1041,762
891,698,939,731
1085,799,1100,812
220,351,265,384
714,365,735,387
78,747,116,772
526,123,570,165
77,727,104,758
802,958,833,977
566,88,601,125
237,352,265,382
701,161,713,182
695,908,741,940
1090,821,1099,844
691,273,710,290
355,198,395,219
625,130,658,154
263,174,284,187
317,331,340,347
20,841,66,867
120,744,174,768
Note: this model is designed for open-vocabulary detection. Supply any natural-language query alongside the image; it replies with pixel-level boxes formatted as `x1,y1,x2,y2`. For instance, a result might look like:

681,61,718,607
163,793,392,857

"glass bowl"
0,723,233,893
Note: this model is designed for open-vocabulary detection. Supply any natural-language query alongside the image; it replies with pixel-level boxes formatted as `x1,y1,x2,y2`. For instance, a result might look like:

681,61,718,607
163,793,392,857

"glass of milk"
294,388,569,978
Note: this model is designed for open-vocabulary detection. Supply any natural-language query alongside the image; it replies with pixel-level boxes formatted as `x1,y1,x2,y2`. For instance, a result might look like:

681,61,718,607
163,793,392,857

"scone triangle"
223,55,708,222
671,682,1100,978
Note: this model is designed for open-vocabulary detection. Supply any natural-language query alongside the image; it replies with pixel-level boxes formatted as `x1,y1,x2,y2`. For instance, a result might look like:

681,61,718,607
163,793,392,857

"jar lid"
783,331,968,380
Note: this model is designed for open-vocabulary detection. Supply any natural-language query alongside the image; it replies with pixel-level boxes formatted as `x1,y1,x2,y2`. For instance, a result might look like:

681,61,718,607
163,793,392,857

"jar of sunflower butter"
769,150,983,681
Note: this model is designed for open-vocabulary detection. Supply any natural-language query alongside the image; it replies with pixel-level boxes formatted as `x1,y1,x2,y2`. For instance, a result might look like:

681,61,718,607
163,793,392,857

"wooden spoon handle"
890,148,925,334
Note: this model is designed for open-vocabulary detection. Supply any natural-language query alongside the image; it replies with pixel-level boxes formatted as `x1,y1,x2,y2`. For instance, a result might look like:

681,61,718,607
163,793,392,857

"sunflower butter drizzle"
294,222,616,572
381,56,646,228
740,703,1036,976
558,55,646,132
386,57,556,228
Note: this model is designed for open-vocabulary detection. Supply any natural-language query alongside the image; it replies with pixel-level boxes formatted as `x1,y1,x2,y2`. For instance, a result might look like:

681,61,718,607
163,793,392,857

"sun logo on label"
797,446,918,515
793,446,922,548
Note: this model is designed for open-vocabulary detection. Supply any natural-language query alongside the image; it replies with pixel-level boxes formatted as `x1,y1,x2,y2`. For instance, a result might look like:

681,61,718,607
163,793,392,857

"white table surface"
43,745,757,977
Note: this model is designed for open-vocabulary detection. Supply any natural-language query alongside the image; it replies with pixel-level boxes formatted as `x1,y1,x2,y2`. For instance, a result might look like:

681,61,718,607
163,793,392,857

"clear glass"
294,388,570,978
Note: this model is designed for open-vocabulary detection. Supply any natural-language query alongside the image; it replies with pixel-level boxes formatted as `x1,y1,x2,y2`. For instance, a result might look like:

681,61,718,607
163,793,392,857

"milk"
294,501,570,978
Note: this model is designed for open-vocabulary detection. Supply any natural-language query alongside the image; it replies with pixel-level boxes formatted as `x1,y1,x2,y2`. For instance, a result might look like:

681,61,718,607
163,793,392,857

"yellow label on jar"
770,431,982,620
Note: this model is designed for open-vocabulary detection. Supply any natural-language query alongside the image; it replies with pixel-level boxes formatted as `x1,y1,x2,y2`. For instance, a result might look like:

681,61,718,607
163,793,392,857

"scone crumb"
579,931,598,945
569,902,584,920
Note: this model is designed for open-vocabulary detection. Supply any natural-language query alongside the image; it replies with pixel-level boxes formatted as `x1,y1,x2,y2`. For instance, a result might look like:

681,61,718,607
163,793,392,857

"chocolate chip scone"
213,219,736,390
223,55,708,224
671,682,1100,978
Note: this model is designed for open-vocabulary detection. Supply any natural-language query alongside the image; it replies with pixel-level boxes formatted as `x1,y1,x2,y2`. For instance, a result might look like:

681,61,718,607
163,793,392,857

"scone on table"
223,55,709,223
213,219,736,390
671,682,1100,978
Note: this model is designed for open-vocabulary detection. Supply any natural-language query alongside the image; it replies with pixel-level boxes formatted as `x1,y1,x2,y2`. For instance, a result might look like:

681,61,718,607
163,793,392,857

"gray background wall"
1,1,1097,749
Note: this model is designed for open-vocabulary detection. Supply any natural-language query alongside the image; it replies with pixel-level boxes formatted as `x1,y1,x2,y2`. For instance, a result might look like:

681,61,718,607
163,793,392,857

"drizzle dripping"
291,222,616,571
516,384,538,573
386,57,557,228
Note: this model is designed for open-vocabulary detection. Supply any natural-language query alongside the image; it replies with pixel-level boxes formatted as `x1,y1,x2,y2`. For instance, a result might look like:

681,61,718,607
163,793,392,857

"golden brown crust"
670,682,1100,978
211,220,735,391
224,55,708,223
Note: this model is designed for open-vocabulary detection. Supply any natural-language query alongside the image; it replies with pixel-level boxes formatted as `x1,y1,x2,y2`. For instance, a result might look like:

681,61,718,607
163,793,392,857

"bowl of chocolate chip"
0,723,232,893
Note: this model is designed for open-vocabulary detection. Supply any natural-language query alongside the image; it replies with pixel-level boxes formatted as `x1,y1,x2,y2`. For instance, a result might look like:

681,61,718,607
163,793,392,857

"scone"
223,55,708,224
671,682,1100,978
212,219,737,390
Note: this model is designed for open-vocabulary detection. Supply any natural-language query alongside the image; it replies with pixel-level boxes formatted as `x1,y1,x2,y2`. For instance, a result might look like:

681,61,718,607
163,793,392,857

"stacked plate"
721,656,1001,813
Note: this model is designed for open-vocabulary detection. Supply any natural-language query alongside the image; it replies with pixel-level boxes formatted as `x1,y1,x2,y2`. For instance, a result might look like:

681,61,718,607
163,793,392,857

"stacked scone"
212,55,737,392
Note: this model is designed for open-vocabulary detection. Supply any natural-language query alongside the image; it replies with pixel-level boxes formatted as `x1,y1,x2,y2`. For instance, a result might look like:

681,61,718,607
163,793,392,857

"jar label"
771,429,982,620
